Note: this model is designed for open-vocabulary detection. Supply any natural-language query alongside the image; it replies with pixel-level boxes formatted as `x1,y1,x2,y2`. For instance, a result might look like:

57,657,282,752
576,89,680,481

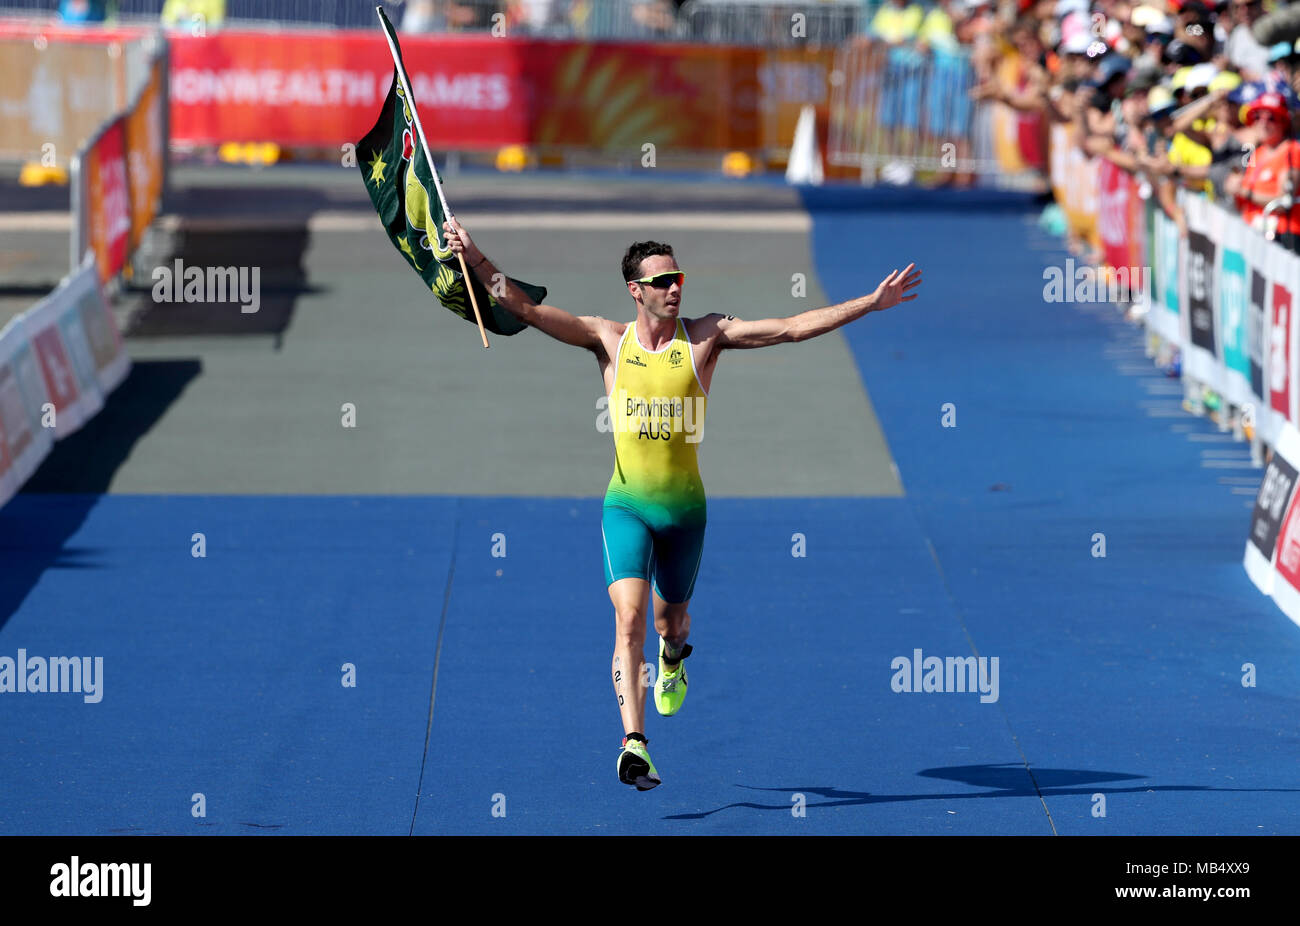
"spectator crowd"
953,0,1300,253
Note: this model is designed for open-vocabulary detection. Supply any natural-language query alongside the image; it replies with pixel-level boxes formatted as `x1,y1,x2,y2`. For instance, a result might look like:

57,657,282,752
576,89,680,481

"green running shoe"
654,638,692,717
617,737,661,790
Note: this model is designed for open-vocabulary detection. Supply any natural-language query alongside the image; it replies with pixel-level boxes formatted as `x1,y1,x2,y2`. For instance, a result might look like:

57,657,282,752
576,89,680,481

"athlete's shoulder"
589,317,628,355
684,313,735,337
597,317,630,339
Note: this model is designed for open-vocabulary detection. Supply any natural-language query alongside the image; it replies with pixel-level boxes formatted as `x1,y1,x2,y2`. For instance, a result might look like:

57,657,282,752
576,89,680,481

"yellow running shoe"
617,736,661,790
654,638,692,716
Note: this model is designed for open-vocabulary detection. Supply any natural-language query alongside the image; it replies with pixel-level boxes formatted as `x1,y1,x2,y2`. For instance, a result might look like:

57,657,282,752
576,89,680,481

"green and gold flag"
356,14,543,336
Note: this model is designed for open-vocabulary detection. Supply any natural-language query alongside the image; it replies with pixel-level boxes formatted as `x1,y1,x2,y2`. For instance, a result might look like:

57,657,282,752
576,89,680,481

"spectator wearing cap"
1206,72,1258,201
1120,62,1162,142
1054,0,1107,80
1165,65,1219,193
1083,52,1131,141
1139,12,1177,69
1291,41,1300,100
1165,37,1206,68
1224,0,1270,80
1266,40,1300,92
1168,69,1256,199
1058,30,1102,82
1226,92,1300,248
1175,0,1217,63
1143,84,1181,155
1127,60,1164,97
1124,5,1162,55
1090,61,1158,169
1132,84,1192,234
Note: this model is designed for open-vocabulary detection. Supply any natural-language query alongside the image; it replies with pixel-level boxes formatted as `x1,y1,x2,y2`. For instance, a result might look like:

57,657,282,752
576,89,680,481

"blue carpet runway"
2,191,1297,834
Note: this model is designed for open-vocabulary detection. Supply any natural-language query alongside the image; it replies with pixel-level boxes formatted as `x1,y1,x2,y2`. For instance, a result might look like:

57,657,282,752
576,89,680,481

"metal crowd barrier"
827,38,1009,182
680,0,863,47
0,0,866,43
0,0,662,34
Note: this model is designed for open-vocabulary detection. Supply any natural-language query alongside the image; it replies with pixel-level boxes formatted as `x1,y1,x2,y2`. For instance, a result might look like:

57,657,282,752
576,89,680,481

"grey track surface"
0,230,67,330
2,166,902,497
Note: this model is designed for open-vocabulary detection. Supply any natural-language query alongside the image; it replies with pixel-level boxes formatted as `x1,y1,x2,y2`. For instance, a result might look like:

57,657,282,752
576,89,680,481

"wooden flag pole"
376,6,490,349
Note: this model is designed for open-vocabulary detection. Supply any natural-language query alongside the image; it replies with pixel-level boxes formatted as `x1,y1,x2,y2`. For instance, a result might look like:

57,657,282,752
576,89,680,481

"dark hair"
622,241,674,282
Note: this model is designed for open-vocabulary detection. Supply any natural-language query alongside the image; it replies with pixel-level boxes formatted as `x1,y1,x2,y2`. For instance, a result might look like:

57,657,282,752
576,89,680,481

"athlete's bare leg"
652,590,690,659
608,577,650,735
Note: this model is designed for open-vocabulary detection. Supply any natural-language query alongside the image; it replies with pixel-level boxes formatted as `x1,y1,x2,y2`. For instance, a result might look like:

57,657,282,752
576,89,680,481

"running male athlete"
443,219,921,790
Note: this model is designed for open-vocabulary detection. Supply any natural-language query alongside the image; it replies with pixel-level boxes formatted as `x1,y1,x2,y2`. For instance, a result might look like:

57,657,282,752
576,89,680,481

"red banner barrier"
124,53,167,253
167,31,763,152
1098,159,1144,273
83,118,131,285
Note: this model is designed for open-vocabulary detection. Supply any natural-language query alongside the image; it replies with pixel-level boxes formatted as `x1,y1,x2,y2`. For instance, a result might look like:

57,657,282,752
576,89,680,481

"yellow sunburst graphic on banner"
534,46,694,151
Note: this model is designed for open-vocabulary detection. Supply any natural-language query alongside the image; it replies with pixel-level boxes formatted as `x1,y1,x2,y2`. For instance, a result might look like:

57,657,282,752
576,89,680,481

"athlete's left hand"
870,264,922,312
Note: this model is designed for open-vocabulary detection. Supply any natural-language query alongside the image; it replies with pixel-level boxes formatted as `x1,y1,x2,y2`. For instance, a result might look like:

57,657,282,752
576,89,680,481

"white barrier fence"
0,256,131,507
1144,192,1300,458
1245,420,1300,629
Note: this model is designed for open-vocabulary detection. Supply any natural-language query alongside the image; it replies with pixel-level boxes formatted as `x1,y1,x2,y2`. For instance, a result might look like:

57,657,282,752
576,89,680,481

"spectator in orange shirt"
1227,93,1300,250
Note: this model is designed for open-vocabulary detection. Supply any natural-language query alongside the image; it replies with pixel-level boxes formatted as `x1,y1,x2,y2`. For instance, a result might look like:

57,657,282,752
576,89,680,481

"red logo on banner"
31,328,79,412
87,119,131,284
1274,485,1300,590
1097,160,1142,273
1271,283,1293,418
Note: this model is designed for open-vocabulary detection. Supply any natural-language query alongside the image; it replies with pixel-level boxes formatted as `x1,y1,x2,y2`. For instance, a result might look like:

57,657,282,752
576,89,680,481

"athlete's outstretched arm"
708,263,921,349
442,219,606,351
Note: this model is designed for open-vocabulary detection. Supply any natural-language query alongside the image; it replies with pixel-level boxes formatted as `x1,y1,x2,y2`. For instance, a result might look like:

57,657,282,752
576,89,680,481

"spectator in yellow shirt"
161,0,225,29
872,0,924,45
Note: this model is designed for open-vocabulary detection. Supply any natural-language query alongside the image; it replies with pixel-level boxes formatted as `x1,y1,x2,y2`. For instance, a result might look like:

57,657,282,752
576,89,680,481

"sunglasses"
628,270,685,288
